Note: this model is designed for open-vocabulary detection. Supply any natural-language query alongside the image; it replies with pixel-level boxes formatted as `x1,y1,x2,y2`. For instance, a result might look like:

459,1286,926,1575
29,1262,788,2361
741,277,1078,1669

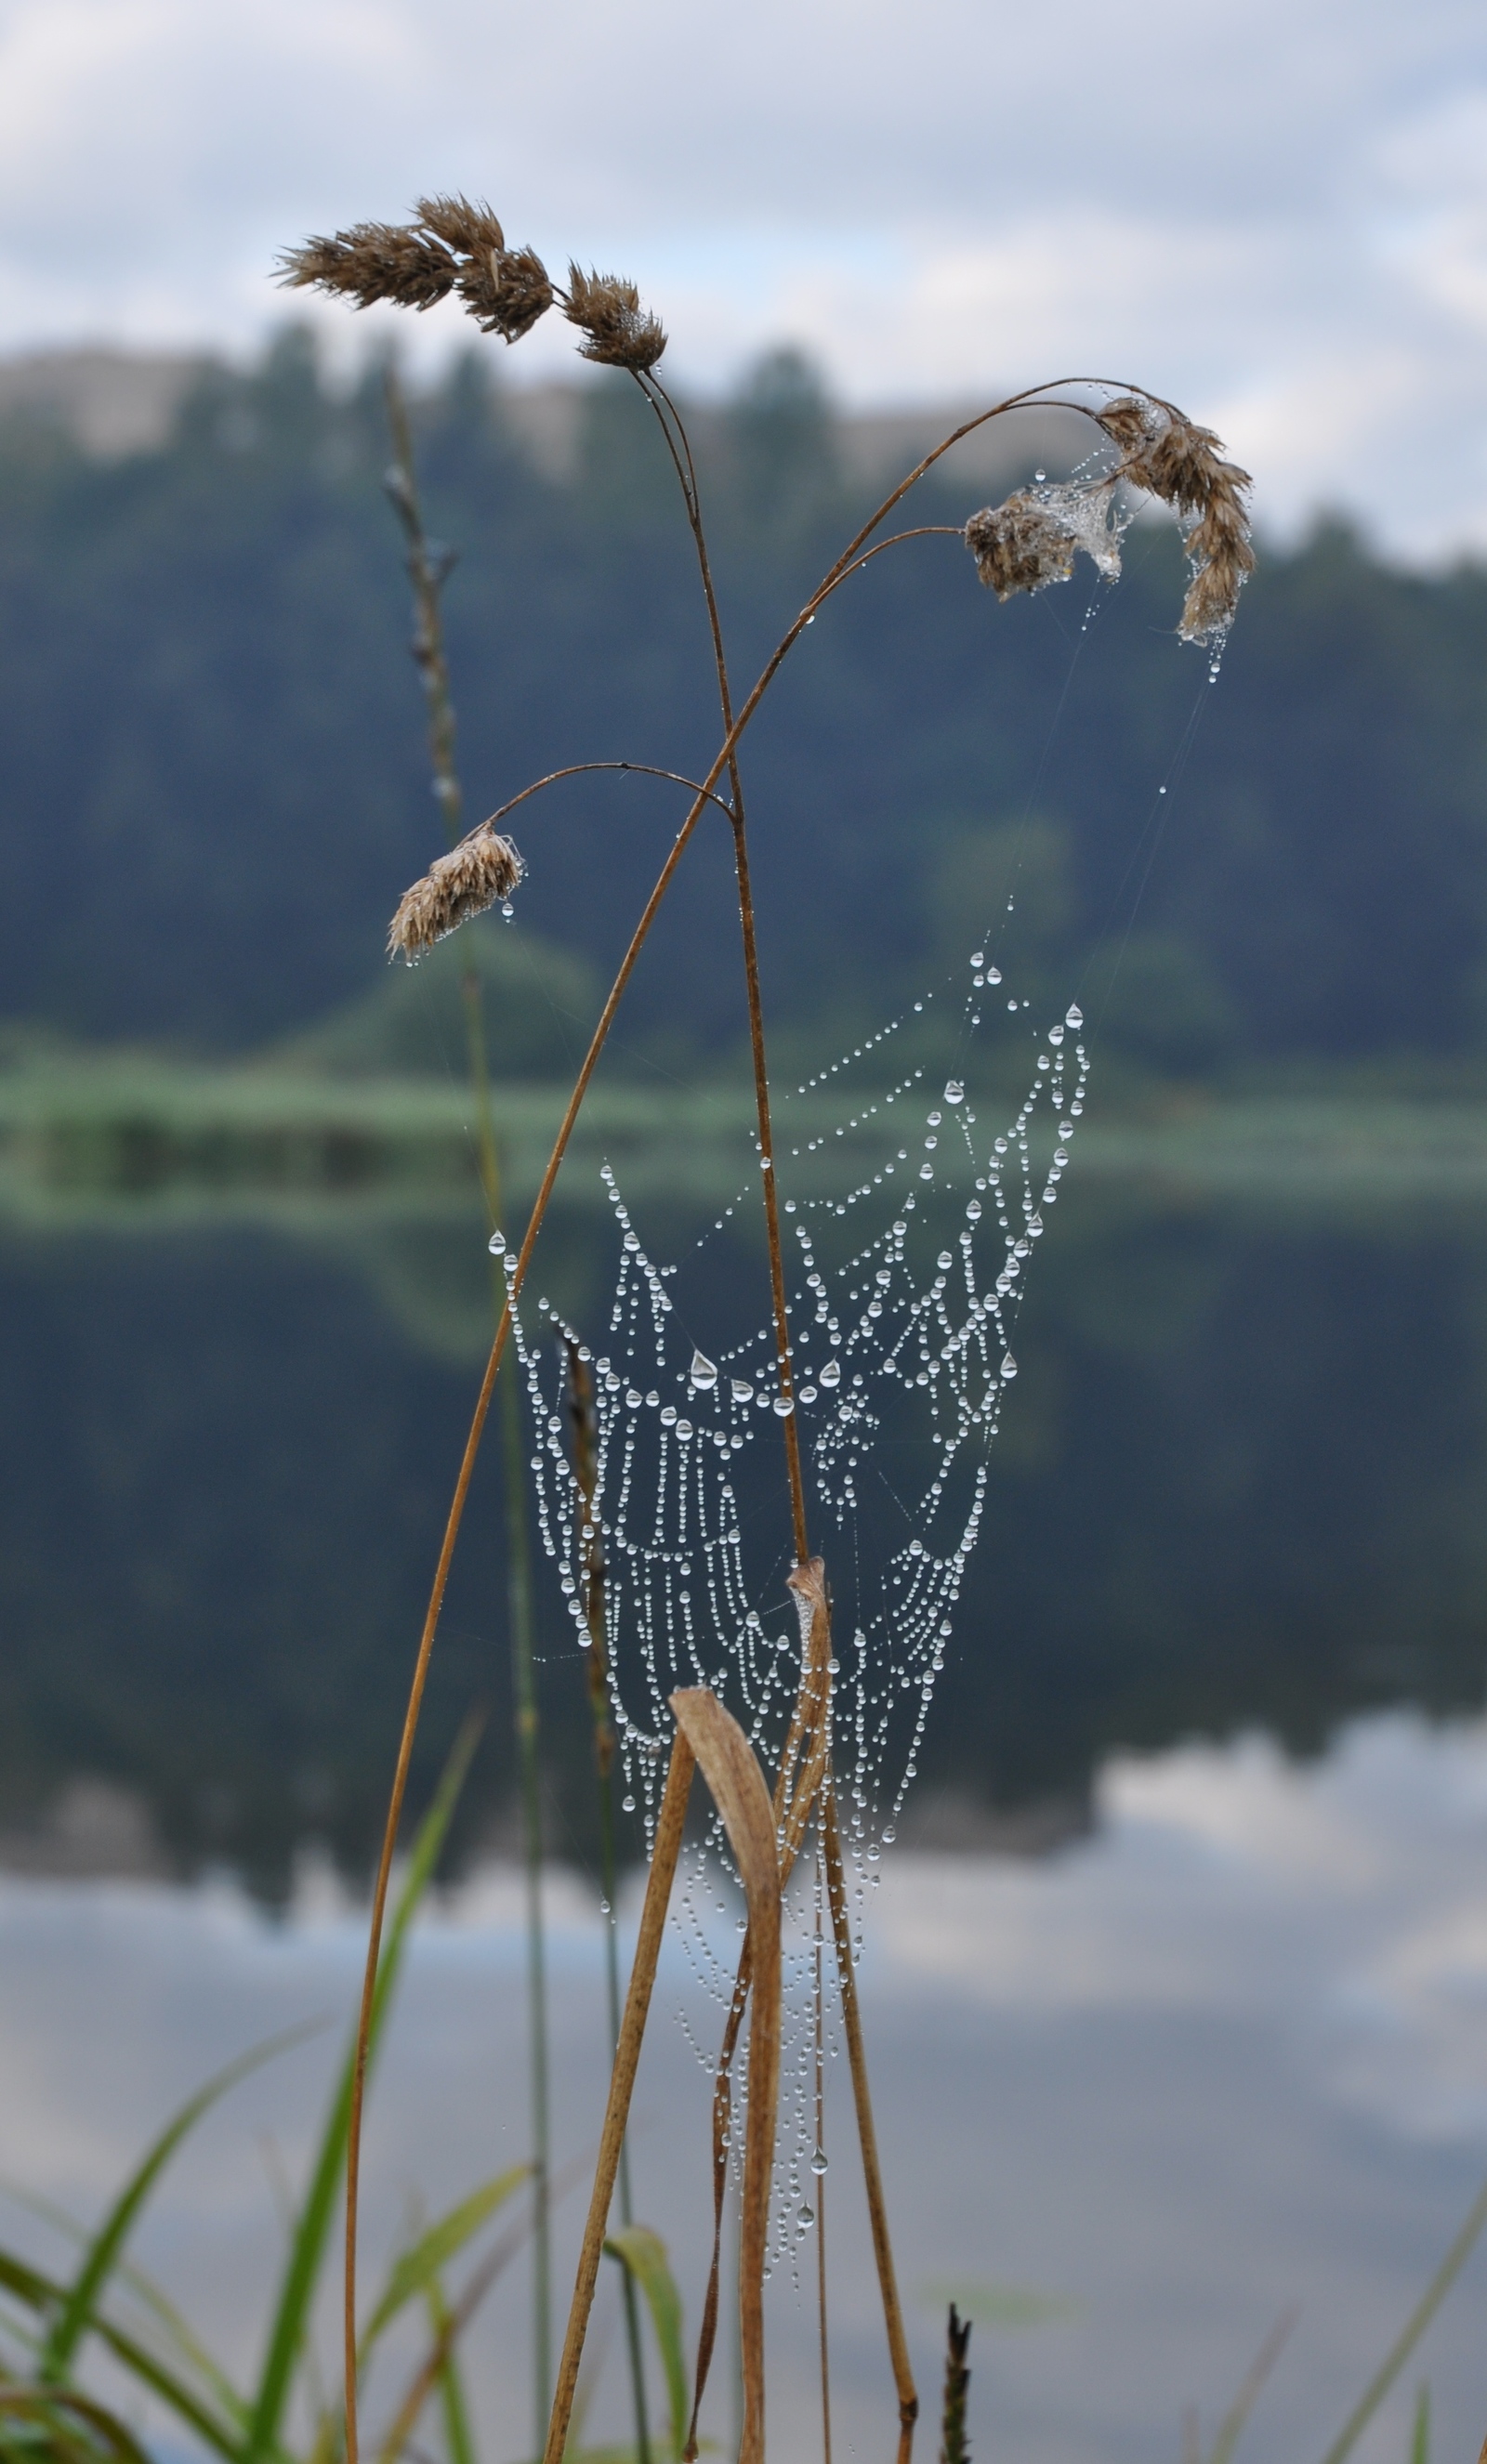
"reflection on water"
1,1714,1484,2464
1,1192,1485,1888
3,1182,1487,1872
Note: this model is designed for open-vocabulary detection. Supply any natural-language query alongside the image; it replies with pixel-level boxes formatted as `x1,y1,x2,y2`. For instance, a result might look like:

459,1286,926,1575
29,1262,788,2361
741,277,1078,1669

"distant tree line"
1,328,1484,1077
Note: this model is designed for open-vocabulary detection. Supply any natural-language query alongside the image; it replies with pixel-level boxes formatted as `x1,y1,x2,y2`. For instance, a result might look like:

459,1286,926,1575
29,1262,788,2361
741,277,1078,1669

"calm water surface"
3,1188,1487,2459
2,1714,1485,2464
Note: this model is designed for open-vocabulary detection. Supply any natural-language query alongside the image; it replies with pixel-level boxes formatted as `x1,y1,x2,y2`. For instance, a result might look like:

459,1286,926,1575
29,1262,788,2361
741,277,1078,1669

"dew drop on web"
690,1348,718,1388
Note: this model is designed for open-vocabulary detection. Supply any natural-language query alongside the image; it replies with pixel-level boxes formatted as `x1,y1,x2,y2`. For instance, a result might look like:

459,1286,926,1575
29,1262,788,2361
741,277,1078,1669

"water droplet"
799,1385,818,1404
1028,1214,1044,1236
661,1405,678,1425
987,966,1002,984
882,1824,896,1844
645,1388,660,1407
810,2147,829,2176
622,1794,636,1813
944,1080,965,1104
1034,466,1046,481
937,1251,954,1269
1066,1004,1084,1029
487,1230,507,1255
1007,999,1018,1012
773,1394,796,1417
625,1386,642,1409
969,950,985,968
1048,1025,1064,1046
501,900,514,920
691,1348,718,1389
731,1378,755,1403
919,1164,934,1180
799,2203,815,2226
676,1419,693,1437
819,1361,841,1388
1000,1352,1018,1380
967,1199,982,1220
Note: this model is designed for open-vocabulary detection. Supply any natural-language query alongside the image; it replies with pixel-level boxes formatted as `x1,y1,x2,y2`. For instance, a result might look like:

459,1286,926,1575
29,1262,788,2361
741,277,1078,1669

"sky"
0,0,1484,558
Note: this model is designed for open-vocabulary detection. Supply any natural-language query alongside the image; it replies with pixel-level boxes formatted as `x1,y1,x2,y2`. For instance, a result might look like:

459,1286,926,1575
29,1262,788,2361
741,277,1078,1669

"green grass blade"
1318,2178,1487,2464
362,2168,528,2357
243,1716,481,2464
604,2228,687,2461
424,2280,477,2464
1409,2384,1428,2464
38,2023,319,2386
0,2384,152,2464
1206,2309,1296,2464
0,2249,243,2462
2,2183,250,2431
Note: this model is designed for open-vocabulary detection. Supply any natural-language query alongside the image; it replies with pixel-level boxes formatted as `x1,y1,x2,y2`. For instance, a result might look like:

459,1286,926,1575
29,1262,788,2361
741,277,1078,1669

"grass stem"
382,366,552,2452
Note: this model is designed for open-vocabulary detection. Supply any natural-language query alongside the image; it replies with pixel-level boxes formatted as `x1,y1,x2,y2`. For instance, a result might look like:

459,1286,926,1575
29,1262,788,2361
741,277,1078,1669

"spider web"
504,932,1089,2270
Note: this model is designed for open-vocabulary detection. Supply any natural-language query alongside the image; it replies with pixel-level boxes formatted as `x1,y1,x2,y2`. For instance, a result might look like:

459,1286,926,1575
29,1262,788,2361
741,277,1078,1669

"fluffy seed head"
388,826,525,960
564,266,667,371
965,493,1079,600
277,224,456,314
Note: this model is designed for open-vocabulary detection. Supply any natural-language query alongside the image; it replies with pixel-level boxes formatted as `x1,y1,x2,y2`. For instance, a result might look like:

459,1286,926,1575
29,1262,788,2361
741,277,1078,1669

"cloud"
0,0,1484,554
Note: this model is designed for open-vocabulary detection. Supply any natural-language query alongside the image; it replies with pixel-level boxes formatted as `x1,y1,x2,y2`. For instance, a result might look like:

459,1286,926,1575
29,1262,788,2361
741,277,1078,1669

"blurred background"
2,2,1487,2459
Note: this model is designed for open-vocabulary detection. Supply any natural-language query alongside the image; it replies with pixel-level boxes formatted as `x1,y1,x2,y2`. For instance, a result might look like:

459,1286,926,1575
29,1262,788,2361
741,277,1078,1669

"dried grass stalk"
543,1691,781,2464
542,1721,696,2464
669,1690,782,2464
387,825,523,961
823,1789,919,2462
564,266,667,371
776,1555,834,1878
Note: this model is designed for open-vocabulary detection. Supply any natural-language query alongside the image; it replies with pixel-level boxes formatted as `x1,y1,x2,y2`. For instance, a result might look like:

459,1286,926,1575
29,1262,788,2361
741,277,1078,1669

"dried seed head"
459,244,555,343
965,492,1079,600
277,223,456,314
414,198,556,342
1178,494,1257,643
1098,395,1255,644
563,265,667,371
387,825,524,961
414,194,507,256
1093,394,1160,458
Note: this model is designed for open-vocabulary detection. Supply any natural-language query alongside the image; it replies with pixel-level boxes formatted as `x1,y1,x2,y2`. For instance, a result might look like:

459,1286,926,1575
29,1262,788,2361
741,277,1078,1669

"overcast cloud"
0,0,1484,557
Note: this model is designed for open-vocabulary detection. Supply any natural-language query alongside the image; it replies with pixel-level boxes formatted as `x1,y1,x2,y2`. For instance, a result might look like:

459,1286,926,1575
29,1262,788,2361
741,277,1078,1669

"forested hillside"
1,330,1483,1080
